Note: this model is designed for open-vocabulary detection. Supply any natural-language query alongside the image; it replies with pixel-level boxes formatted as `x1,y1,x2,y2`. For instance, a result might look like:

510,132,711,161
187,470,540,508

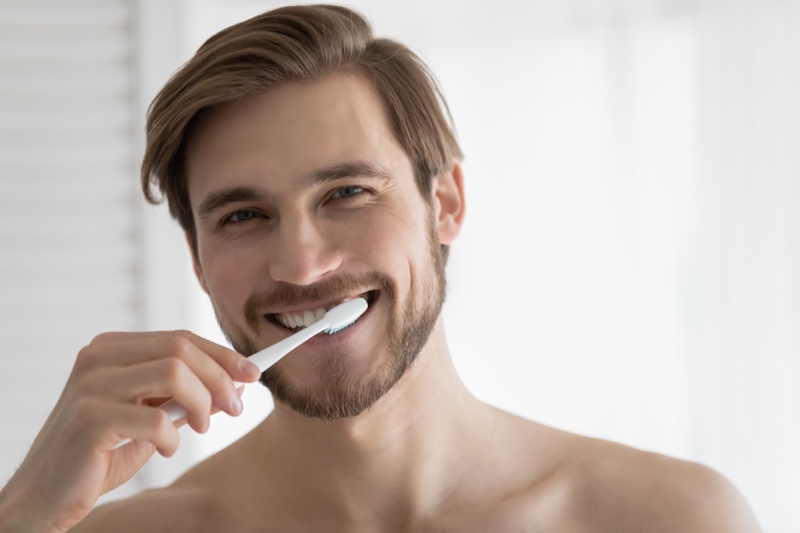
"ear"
431,161,466,245
185,232,209,294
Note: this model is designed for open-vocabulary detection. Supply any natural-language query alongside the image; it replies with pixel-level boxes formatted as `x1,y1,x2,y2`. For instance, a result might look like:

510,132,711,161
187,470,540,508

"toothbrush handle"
248,320,328,371
162,399,188,423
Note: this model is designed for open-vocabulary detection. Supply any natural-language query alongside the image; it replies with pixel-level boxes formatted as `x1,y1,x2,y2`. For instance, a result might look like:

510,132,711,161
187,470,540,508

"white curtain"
0,0,142,493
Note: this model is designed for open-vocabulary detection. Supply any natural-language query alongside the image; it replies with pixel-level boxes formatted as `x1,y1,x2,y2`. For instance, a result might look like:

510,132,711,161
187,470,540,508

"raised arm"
0,330,261,533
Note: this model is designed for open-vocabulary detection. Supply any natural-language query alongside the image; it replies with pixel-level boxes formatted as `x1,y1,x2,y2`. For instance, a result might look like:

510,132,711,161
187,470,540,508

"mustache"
244,271,395,333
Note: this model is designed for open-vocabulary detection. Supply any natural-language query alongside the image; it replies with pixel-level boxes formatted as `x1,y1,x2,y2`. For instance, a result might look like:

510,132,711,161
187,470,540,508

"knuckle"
159,357,188,383
73,367,101,394
75,344,102,370
89,331,114,344
187,388,212,417
169,330,197,348
89,331,126,346
199,388,213,409
166,334,194,359
73,344,111,376
67,398,112,446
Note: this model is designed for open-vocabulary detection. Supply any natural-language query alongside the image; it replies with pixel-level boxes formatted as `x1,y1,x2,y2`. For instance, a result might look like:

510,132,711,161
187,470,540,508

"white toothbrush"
246,297,368,372
113,297,368,449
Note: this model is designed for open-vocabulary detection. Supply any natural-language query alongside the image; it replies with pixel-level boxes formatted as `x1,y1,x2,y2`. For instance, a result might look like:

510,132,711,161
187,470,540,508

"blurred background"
1,0,797,529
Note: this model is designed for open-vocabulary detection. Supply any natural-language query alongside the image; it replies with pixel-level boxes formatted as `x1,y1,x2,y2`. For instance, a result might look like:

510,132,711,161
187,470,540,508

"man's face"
185,73,448,420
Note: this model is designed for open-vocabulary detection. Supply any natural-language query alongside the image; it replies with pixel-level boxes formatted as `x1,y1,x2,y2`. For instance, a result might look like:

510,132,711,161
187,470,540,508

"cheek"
356,206,431,285
198,242,256,314
350,208,407,257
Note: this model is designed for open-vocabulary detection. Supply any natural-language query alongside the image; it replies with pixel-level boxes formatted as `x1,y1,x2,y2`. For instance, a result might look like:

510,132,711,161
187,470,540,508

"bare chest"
195,486,580,533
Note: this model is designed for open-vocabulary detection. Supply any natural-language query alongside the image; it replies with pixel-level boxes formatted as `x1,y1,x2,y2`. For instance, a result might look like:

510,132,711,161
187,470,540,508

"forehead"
185,72,410,202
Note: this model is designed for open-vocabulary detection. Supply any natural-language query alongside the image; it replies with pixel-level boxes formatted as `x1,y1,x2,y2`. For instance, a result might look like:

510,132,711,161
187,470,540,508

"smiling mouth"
266,290,377,331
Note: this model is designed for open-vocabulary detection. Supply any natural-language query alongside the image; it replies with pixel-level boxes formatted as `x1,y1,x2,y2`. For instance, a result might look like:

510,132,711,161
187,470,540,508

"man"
0,5,760,532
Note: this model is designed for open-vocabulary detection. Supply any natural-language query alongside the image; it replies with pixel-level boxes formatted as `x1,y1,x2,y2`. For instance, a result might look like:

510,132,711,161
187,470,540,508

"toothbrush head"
322,297,369,334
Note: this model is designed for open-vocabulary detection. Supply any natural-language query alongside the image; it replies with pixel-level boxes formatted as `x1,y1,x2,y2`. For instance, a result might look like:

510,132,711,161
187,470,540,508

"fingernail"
239,358,259,376
231,395,243,416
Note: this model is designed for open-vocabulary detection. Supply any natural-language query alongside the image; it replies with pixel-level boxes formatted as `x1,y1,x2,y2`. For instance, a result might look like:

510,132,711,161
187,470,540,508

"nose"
268,213,342,285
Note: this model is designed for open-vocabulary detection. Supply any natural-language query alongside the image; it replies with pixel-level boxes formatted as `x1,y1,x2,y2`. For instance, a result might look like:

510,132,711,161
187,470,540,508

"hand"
0,330,261,532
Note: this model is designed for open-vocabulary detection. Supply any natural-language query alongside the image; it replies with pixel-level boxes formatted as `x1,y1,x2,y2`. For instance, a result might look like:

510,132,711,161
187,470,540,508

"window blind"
0,0,139,481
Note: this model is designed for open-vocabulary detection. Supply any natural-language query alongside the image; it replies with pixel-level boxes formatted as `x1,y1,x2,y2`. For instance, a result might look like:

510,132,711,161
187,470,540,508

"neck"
248,319,496,527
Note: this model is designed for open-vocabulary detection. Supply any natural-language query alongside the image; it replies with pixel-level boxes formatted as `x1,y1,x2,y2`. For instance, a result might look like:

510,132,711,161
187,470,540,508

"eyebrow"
309,160,392,185
196,160,392,221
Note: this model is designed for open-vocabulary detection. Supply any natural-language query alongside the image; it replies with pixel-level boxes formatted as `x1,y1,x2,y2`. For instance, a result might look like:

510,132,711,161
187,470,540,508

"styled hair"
141,4,462,251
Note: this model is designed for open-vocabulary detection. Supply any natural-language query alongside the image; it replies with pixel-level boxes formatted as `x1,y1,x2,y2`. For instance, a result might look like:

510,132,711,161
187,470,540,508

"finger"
84,334,251,417
118,358,213,433
185,332,262,383
157,335,247,417
84,358,213,433
88,331,261,384
71,398,180,457
209,385,246,416
106,402,181,457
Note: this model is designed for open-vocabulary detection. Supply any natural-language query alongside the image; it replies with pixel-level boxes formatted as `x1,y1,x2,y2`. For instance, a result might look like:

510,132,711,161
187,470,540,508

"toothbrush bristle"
318,297,368,335
323,319,356,335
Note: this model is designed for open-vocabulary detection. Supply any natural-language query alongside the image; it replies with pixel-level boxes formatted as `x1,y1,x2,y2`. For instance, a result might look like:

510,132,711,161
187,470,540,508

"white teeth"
275,307,327,330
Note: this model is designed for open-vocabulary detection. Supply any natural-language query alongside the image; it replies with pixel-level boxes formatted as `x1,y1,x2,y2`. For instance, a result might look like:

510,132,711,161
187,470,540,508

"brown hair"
141,4,462,252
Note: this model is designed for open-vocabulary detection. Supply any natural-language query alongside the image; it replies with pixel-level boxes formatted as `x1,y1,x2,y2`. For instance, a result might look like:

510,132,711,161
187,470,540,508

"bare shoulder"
558,433,762,532
70,485,220,533
70,434,280,532
73,439,251,533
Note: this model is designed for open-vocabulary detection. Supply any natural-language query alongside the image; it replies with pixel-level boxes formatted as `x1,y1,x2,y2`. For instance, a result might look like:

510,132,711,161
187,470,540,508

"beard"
214,214,446,421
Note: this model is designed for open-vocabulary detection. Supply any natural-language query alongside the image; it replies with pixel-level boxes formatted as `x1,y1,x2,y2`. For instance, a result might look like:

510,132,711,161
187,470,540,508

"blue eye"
227,209,259,223
332,185,364,199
